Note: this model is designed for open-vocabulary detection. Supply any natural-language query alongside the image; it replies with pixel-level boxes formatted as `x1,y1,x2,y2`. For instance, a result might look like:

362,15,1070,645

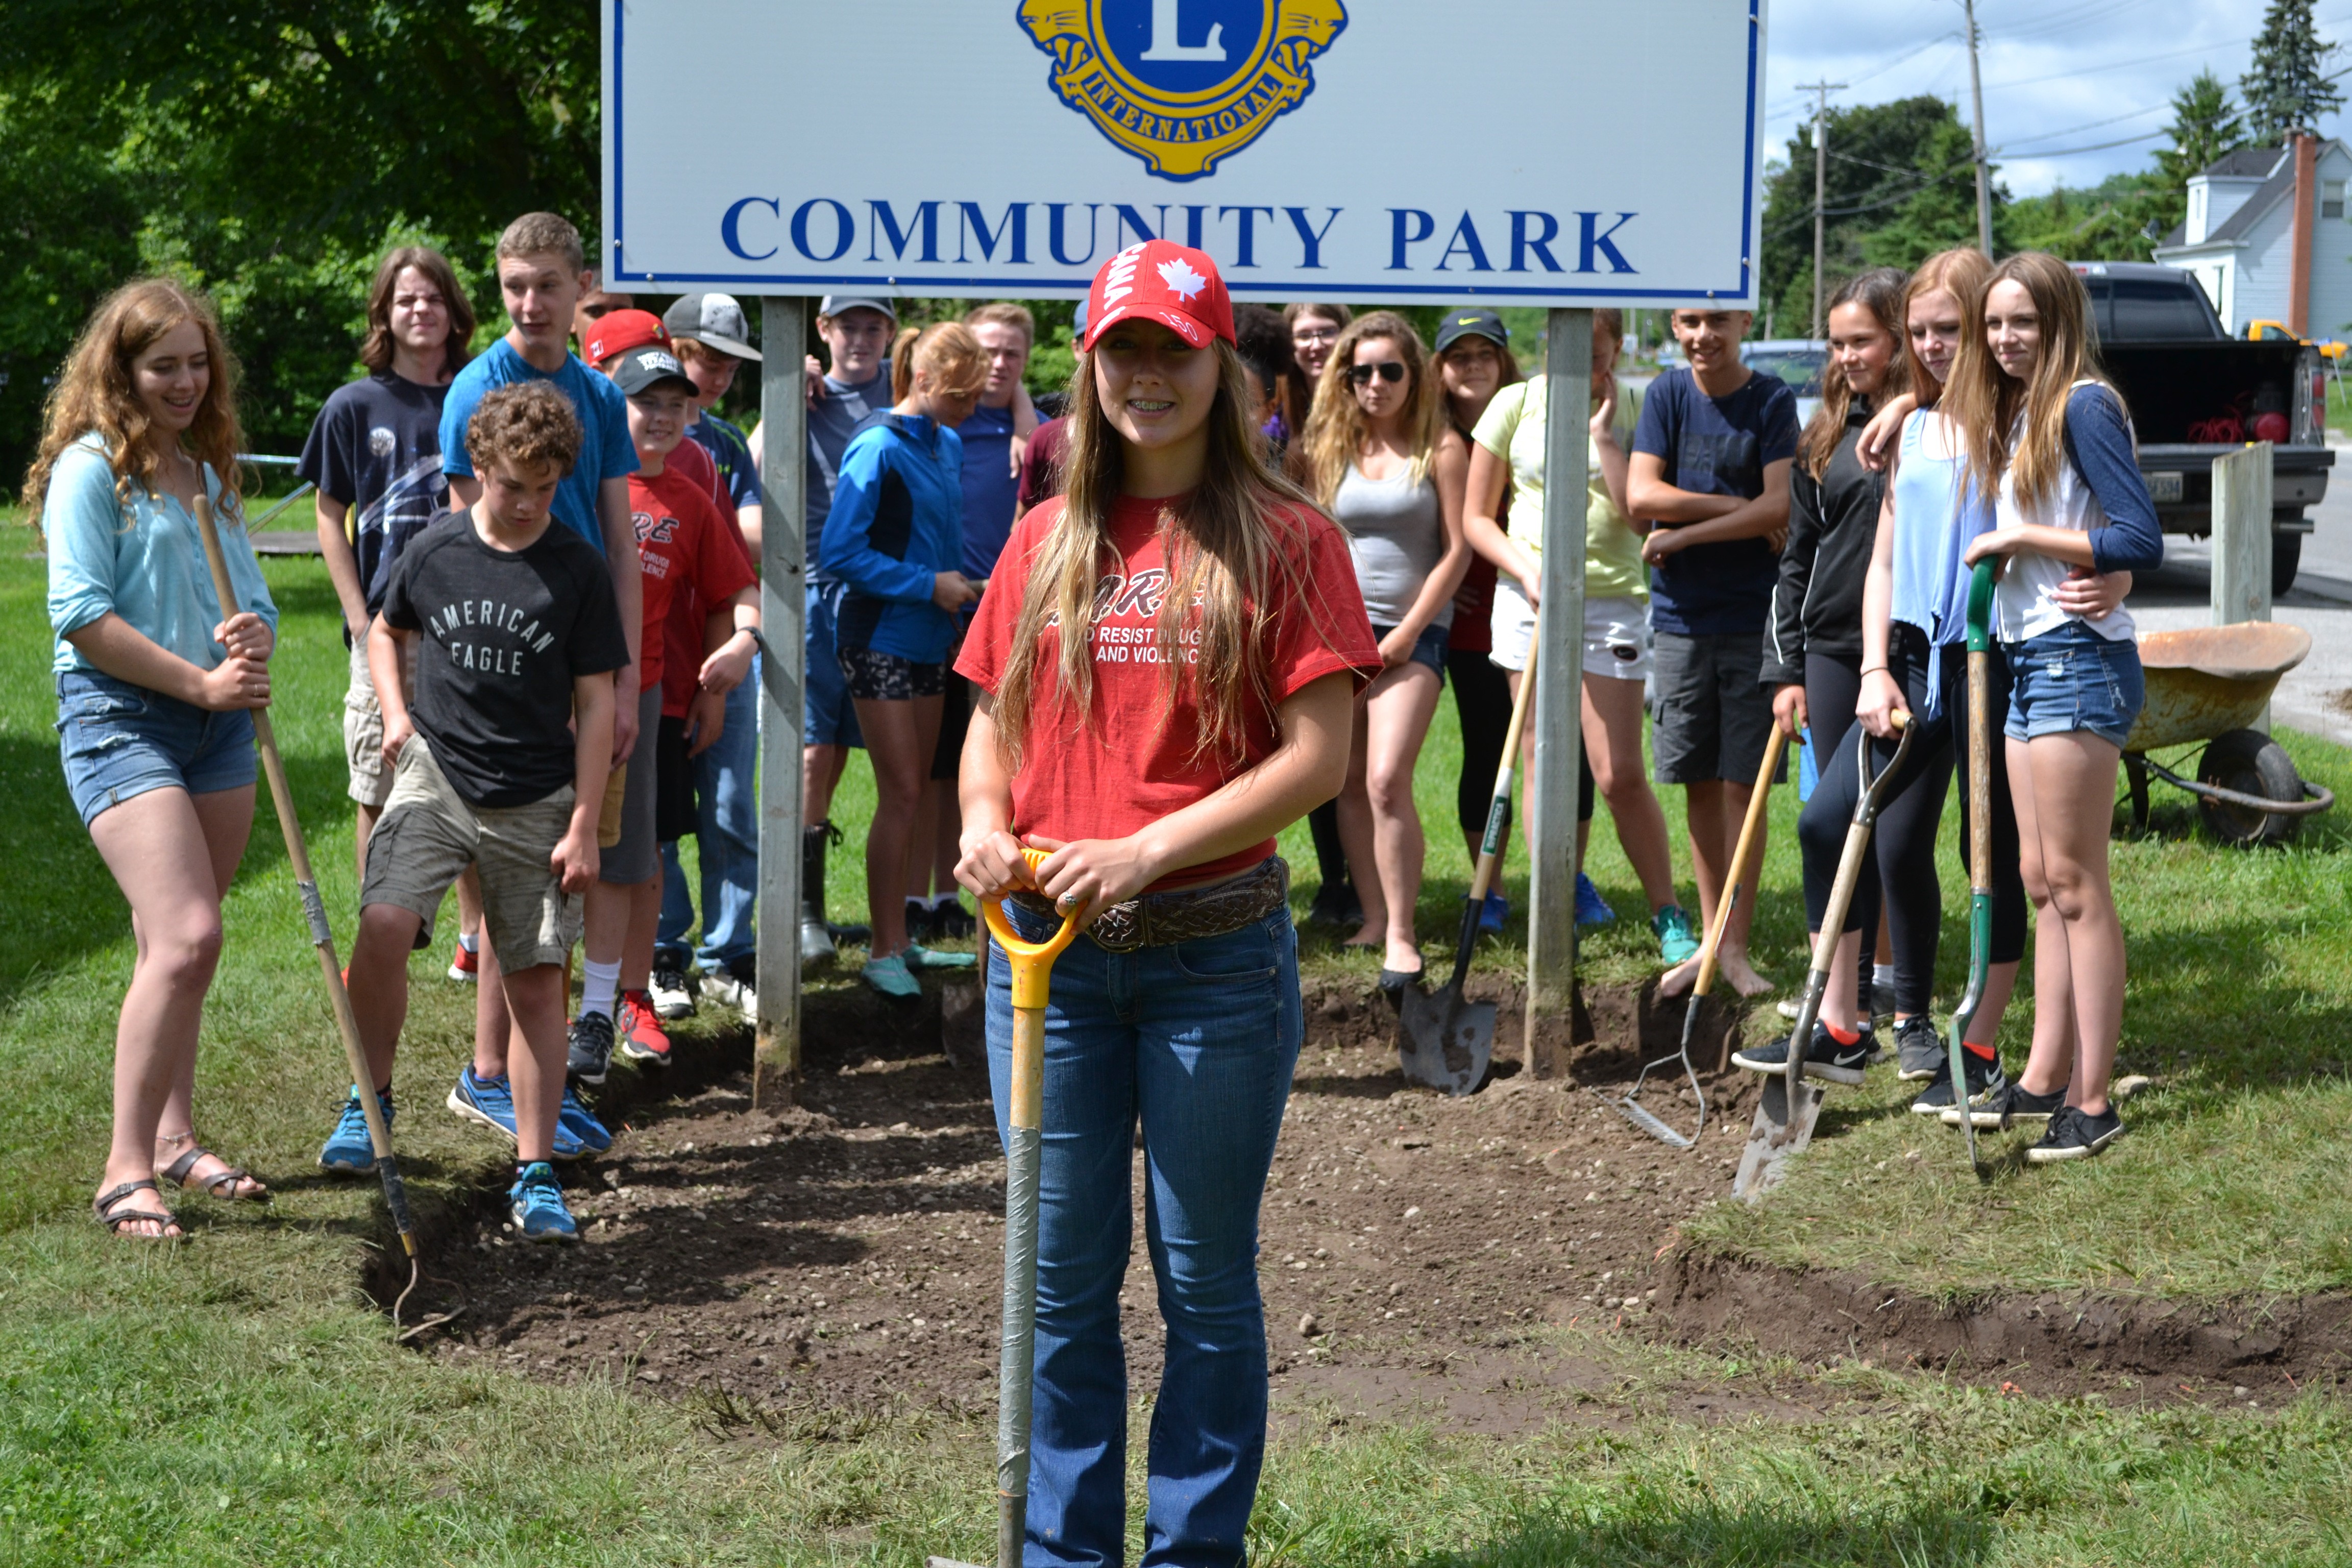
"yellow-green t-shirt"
1470,376,1647,602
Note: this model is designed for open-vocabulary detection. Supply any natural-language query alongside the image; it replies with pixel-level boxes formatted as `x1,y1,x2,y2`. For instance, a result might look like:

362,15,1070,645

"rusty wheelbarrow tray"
2118,622,2335,843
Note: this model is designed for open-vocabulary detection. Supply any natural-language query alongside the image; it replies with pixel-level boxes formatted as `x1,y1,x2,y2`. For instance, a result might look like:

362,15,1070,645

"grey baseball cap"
663,292,762,361
817,295,898,326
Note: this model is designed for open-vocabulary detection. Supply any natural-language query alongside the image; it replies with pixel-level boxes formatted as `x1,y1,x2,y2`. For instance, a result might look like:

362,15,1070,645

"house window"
2327,180,2347,221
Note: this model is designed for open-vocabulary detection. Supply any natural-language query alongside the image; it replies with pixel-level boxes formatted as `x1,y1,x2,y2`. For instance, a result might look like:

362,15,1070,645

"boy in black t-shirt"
317,383,629,1243
1630,306,1799,1001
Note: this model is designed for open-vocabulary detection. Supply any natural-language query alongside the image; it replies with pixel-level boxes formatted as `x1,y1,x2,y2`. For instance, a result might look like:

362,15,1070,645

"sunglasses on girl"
1346,361,1406,386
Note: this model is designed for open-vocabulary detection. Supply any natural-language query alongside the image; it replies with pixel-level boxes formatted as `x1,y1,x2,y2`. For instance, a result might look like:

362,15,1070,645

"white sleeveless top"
1992,380,2135,644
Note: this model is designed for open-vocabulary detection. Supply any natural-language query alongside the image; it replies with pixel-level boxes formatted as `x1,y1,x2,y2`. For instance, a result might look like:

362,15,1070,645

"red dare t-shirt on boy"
957,491,1378,892
629,464,756,695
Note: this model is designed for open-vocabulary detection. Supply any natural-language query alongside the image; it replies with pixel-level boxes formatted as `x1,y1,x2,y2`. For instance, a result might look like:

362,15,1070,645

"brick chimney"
2290,130,2317,337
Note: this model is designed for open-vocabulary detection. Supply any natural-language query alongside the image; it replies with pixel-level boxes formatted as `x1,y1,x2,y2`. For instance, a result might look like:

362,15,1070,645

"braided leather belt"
1012,856,1288,953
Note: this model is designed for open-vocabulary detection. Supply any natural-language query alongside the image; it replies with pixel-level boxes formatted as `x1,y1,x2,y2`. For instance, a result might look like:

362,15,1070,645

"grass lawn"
2,517,2347,1563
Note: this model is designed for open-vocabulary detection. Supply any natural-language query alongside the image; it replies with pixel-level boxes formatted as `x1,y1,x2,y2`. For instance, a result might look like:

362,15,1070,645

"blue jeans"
657,668,760,968
987,897,1303,1568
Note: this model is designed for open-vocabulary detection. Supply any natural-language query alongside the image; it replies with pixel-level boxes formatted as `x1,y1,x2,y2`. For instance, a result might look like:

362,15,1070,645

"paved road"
2130,434,2352,748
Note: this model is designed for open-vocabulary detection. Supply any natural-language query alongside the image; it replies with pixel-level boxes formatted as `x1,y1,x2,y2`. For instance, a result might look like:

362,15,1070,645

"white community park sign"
602,0,1768,307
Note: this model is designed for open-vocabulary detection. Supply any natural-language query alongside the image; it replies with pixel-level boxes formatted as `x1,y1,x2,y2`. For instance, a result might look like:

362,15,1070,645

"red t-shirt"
956,491,1378,891
1448,429,1509,654
629,463,756,696
660,505,755,718
1016,417,1068,517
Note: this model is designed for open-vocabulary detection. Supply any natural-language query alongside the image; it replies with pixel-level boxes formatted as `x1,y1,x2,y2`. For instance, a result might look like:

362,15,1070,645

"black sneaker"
903,898,938,945
1895,1015,1945,1082
931,899,977,940
2027,1104,2126,1163
1944,1078,2066,1130
1909,1048,2006,1116
1306,878,1352,929
1730,1020,1871,1086
567,1011,616,1086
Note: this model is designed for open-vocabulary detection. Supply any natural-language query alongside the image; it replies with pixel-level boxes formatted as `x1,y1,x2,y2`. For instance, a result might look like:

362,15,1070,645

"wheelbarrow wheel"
2196,728,2305,844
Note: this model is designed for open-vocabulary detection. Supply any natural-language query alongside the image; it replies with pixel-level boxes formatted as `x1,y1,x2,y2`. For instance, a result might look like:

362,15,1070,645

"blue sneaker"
1575,873,1616,928
318,1086,393,1174
559,1084,612,1155
1477,890,1508,934
446,1068,586,1162
507,1162,577,1243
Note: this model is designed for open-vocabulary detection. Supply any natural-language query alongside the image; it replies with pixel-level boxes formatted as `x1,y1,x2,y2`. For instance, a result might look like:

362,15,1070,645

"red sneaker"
617,990,672,1066
448,941,480,983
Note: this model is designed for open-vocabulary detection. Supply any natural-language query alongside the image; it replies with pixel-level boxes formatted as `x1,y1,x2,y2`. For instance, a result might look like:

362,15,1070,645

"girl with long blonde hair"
954,241,1375,1567
27,278,280,1237
1300,311,1471,985
818,320,988,994
1949,251,2160,1161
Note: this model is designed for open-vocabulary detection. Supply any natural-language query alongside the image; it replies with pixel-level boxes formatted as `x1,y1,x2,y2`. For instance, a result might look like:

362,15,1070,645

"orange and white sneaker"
617,989,672,1066
448,940,480,984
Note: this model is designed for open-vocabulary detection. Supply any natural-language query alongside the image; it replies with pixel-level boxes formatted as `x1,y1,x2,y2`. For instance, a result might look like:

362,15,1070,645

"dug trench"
389,973,2349,1431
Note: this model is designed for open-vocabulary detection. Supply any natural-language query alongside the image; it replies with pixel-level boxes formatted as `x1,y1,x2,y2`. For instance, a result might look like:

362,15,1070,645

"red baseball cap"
1081,240,1235,352
582,308,669,369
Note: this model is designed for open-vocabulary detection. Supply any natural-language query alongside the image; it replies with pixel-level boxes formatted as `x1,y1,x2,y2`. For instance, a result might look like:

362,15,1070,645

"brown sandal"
94,1179,182,1238
158,1145,268,1202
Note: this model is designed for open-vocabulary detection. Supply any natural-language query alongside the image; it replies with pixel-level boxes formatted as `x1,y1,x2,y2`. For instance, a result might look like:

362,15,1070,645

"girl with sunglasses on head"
1951,252,2159,1161
1301,312,1472,988
1280,302,1361,930
956,240,1376,1567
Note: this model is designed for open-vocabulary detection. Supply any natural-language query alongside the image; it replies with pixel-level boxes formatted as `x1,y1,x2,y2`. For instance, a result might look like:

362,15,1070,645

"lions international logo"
1017,1,1348,181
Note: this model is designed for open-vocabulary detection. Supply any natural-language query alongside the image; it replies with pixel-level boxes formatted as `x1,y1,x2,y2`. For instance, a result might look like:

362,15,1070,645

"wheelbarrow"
2118,622,2334,843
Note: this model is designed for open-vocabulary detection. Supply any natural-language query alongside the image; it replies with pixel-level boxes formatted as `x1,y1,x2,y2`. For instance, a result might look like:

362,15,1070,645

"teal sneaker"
447,1068,587,1162
902,942,977,971
1652,904,1701,966
862,952,923,998
318,1086,393,1174
507,1162,577,1244
558,1085,611,1155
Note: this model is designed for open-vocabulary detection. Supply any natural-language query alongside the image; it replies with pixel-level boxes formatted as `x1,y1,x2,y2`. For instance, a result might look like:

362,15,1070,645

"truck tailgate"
2139,443,2333,524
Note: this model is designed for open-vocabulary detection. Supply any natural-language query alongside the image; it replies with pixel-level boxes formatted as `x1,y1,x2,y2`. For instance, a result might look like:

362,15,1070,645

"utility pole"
1963,0,1994,255
1799,80,1846,338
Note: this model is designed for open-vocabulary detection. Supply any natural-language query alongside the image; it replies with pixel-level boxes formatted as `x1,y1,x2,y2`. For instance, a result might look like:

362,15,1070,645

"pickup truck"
2072,261,2333,595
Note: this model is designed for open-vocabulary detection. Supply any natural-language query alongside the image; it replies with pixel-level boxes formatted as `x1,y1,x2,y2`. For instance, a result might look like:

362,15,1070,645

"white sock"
458,932,479,954
929,892,959,909
581,958,622,1020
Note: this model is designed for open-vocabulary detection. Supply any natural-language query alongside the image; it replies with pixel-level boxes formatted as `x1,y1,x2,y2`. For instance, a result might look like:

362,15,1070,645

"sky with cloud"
1762,0,2349,195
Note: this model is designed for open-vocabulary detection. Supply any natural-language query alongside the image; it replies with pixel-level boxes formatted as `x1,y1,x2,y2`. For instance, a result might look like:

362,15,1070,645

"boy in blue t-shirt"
1629,306,1798,999
434,212,644,1142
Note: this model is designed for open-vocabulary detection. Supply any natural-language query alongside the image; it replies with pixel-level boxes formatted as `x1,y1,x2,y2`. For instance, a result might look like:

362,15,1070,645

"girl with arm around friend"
954,241,1377,1568
30,279,279,1237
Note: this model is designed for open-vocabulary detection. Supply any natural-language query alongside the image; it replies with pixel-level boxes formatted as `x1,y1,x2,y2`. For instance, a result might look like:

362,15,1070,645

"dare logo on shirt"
1070,567,1210,665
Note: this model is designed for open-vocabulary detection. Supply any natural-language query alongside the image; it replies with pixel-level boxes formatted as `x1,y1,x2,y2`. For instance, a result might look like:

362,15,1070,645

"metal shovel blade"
1733,1072,1828,1198
924,1559,986,1568
1395,984,1493,1096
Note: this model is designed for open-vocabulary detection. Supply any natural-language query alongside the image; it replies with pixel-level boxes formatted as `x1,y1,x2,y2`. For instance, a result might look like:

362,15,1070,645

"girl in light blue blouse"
24,279,279,1237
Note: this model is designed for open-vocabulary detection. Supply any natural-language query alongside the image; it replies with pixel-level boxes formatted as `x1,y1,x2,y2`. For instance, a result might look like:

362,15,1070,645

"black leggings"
1798,625,2029,1017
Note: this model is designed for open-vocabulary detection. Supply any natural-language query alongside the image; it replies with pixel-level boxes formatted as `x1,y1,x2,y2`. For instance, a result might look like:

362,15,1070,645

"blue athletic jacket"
819,411,967,663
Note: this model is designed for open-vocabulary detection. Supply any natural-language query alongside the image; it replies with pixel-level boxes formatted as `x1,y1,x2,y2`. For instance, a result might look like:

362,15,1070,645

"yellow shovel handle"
982,848,1081,1134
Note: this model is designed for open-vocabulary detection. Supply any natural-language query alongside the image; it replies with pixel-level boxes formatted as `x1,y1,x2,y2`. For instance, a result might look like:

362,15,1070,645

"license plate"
2146,471,2184,504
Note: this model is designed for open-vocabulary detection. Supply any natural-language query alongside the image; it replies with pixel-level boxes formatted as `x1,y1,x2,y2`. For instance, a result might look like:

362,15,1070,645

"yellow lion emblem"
1018,0,1349,181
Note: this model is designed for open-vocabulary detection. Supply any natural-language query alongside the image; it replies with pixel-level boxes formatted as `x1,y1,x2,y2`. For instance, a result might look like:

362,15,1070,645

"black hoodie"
1761,403,1885,688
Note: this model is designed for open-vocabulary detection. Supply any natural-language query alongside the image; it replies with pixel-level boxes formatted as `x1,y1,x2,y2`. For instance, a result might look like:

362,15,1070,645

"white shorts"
1488,576,1651,680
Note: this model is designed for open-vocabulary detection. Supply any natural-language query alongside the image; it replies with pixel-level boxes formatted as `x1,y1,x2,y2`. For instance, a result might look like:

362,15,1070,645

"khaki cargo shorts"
343,640,394,808
360,736,581,972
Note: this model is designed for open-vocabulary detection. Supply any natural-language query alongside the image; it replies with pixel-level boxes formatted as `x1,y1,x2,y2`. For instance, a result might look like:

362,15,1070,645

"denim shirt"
45,437,279,675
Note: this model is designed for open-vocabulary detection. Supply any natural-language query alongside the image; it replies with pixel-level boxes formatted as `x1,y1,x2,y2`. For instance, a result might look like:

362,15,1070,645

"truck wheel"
2196,728,2304,844
2273,531,2301,598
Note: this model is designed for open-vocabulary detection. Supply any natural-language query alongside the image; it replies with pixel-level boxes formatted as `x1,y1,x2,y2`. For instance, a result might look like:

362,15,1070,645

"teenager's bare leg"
1338,662,1440,973
1582,674,1677,911
501,962,569,1163
582,879,632,977
88,785,261,1227
1970,960,2022,1049
2011,733,2120,1112
344,902,425,1091
456,863,484,948
854,694,943,958
354,803,381,893
1673,779,1770,997
804,743,850,824
475,933,513,1080
621,878,663,990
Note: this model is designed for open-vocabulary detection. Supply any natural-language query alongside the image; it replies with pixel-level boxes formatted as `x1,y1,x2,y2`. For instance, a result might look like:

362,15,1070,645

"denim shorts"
803,581,865,749
1368,620,1449,680
55,668,257,826
2003,622,2145,751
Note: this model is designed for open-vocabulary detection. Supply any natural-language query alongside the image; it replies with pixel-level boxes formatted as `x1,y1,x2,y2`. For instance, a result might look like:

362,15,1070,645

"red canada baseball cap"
1081,240,1236,352
582,308,669,369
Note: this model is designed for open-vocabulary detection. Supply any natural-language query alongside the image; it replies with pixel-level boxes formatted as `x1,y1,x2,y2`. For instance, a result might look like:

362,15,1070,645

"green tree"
2243,0,2343,144
2157,71,2248,188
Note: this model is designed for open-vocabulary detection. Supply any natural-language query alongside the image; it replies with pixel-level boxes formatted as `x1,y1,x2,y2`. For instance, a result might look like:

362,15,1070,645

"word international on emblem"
1018,0,1349,181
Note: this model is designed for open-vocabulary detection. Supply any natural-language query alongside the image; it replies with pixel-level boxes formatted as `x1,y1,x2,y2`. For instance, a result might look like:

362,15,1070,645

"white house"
2154,136,2352,340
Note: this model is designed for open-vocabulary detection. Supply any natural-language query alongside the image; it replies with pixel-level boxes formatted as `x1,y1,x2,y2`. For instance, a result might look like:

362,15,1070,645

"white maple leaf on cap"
1157,257,1208,300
